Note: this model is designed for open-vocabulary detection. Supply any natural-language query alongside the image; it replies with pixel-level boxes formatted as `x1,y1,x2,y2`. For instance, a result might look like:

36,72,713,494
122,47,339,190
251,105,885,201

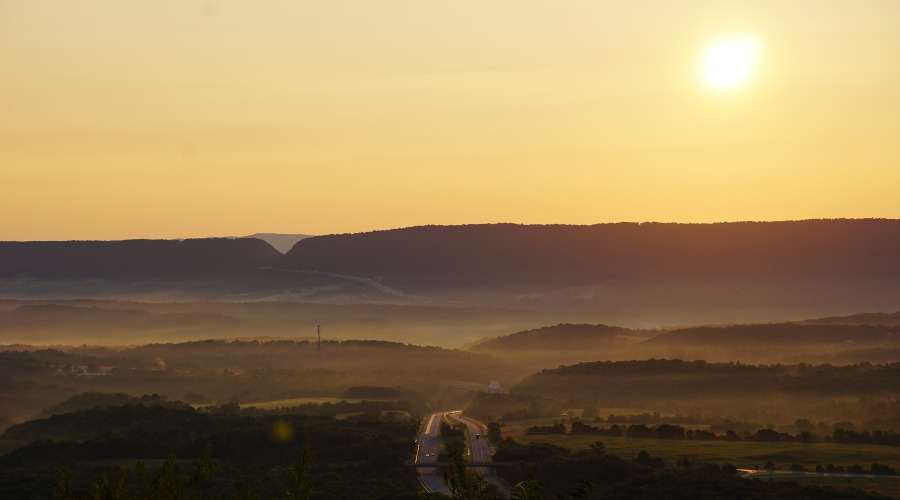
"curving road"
450,412,510,498
416,411,453,496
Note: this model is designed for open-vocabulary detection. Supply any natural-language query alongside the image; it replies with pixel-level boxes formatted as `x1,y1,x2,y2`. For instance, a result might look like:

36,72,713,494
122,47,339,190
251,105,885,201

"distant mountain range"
1,219,898,326
0,238,280,280
281,219,900,289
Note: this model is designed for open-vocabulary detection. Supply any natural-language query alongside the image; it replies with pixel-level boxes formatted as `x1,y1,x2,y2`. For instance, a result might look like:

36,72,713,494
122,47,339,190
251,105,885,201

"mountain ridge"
1,220,898,325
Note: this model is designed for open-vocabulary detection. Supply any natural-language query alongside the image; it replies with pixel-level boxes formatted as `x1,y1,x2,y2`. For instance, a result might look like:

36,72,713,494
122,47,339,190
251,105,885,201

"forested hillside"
284,220,900,290
471,323,633,352
468,320,899,367
515,359,900,400
280,219,900,321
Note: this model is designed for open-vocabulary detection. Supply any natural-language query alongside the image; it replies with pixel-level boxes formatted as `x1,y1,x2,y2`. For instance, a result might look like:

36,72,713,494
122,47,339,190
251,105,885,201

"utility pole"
317,324,321,363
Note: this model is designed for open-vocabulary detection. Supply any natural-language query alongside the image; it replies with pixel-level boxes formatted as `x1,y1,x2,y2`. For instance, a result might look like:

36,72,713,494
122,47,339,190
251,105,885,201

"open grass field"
501,418,900,471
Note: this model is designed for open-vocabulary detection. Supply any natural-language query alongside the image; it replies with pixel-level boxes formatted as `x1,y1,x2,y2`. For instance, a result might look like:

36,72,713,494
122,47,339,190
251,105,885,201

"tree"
56,446,219,500
487,422,503,443
510,479,544,500
442,449,494,500
285,444,313,500
654,424,685,440
870,463,895,475
794,418,815,434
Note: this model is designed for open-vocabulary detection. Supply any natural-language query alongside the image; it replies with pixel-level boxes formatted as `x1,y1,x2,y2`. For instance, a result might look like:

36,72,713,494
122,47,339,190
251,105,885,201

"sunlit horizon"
3,1,899,241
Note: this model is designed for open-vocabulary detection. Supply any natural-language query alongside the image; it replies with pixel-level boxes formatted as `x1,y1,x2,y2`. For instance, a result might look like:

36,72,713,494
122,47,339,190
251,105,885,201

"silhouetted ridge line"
0,238,281,279
283,219,900,289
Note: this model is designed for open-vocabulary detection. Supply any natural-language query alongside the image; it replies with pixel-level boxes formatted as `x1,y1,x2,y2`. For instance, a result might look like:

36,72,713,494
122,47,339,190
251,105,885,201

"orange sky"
2,1,899,240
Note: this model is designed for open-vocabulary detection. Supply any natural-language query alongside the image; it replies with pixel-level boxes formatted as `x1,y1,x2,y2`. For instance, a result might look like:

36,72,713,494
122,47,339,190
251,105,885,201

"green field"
502,419,900,471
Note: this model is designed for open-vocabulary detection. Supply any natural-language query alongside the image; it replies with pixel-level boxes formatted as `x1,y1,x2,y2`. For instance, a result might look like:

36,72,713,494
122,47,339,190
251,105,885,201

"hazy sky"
2,1,899,240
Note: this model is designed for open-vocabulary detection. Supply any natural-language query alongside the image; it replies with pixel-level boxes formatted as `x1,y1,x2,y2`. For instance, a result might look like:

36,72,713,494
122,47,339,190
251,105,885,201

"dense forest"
0,404,423,499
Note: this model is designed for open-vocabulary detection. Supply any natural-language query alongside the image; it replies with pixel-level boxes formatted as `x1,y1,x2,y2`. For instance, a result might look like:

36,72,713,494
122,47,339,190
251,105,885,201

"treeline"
36,392,190,419
600,411,706,425
471,323,627,352
652,323,896,346
833,428,900,447
525,423,566,435
464,392,560,422
207,399,414,418
524,420,900,446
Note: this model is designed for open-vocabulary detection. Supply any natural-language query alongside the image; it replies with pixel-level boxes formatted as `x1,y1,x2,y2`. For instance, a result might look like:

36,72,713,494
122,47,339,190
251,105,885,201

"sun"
701,35,761,90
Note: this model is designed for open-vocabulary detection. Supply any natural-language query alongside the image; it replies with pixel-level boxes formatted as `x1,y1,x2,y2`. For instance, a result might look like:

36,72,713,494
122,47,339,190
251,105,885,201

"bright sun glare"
701,35,761,90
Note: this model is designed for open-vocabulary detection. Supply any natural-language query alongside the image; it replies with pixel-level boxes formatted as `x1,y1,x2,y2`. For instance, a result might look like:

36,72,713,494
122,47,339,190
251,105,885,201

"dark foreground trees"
0,402,893,499
0,405,422,499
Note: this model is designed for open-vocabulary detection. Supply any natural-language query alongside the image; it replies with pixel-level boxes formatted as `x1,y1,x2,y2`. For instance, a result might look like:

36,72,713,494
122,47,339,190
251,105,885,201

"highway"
449,412,511,498
415,410,511,498
416,411,452,496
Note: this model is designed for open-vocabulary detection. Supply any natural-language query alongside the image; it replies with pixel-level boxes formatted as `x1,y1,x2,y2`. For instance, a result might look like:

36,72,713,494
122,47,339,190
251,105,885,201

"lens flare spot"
272,420,295,442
